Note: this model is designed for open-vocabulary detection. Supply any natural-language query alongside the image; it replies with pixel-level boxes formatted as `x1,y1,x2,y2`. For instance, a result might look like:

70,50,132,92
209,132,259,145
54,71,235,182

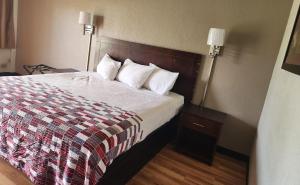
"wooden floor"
127,145,247,185
0,158,32,185
0,145,247,185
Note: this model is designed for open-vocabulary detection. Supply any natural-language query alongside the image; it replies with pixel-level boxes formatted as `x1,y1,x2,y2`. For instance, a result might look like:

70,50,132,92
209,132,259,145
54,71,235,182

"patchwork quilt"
0,76,143,185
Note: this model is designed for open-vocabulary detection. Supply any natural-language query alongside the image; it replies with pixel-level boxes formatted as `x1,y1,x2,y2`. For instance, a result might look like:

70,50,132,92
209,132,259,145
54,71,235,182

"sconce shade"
79,11,92,25
207,28,225,46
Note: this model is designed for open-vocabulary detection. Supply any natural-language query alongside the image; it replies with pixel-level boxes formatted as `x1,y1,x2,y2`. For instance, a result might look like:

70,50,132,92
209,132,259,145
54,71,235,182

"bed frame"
95,37,202,185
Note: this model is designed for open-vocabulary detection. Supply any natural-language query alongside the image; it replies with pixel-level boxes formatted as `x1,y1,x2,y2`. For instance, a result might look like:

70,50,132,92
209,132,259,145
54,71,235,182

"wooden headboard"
95,37,202,103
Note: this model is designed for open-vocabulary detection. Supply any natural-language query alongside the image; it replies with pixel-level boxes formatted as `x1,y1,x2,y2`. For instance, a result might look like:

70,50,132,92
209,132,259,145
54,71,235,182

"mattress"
31,72,184,139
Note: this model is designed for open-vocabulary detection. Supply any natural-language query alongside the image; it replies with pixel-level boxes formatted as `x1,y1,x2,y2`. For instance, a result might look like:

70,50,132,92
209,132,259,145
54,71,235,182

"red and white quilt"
0,76,143,185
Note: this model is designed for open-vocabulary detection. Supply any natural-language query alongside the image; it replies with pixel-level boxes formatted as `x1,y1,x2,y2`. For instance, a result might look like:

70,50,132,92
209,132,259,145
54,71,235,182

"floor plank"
0,159,32,185
127,145,247,185
0,145,247,185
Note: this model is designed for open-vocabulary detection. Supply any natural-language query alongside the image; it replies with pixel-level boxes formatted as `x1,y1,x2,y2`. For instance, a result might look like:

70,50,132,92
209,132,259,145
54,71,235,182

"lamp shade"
79,11,92,25
207,28,225,46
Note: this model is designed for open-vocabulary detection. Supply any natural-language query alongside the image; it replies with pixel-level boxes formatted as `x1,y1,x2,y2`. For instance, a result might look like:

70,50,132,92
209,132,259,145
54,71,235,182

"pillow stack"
96,54,179,95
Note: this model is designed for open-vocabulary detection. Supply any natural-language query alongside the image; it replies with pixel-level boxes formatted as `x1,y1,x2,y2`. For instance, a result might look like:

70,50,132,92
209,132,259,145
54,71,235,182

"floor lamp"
79,11,95,71
201,28,226,107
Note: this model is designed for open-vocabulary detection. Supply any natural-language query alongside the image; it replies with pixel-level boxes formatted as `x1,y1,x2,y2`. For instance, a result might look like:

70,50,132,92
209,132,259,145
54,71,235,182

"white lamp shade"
207,28,226,46
79,11,92,25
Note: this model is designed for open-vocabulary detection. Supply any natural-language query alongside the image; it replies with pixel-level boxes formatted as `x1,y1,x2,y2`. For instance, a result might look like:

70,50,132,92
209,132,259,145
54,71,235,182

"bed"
0,37,201,185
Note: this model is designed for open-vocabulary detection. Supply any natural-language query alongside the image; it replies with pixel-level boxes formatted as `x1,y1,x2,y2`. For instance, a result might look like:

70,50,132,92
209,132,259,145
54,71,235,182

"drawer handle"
192,122,206,128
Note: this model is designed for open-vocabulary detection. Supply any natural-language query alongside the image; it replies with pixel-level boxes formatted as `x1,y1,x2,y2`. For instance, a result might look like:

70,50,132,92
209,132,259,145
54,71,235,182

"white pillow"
97,54,121,80
116,59,155,89
144,63,179,95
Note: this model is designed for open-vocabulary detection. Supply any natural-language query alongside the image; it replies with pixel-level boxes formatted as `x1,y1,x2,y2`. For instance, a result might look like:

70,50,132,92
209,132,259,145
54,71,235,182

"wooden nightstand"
175,103,226,165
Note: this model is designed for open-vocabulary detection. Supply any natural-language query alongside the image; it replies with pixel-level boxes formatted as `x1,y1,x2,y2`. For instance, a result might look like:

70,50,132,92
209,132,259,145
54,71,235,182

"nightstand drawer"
180,114,220,137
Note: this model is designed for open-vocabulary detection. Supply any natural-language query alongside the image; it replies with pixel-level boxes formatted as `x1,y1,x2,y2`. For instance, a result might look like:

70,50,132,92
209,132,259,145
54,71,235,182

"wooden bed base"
98,115,180,185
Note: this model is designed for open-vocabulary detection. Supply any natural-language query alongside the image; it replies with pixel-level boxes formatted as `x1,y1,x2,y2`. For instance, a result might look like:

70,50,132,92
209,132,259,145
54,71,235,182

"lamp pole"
200,55,216,107
86,32,93,71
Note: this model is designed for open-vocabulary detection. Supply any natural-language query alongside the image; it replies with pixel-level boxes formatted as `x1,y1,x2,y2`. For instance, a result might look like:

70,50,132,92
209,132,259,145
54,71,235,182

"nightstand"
175,103,226,165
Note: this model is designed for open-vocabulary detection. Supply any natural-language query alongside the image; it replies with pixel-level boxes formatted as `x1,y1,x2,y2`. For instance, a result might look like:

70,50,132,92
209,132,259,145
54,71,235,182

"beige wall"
0,0,18,72
0,50,11,71
16,0,292,155
249,0,300,184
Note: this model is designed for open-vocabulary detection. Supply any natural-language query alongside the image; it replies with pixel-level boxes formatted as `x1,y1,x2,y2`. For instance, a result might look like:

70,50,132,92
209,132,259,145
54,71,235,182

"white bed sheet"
28,72,184,139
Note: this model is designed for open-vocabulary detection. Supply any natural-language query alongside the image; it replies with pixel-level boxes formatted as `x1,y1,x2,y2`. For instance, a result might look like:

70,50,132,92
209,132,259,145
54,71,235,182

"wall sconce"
201,28,226,107
207,28,225,57
79,11,95,35
79,11,95,71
